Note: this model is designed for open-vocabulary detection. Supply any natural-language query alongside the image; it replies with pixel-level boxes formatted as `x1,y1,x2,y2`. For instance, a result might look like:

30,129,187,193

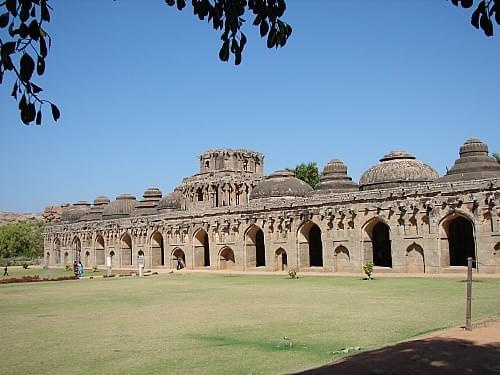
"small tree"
493,153,500,164
363,261,374,280
291,162,320,188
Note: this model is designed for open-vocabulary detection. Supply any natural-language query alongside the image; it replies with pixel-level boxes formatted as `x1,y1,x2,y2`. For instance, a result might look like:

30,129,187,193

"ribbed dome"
102,194,137,219
82,196,110,221
157,188,182,210
359,151,438,191
437,138,500,183
134,187,163,216
93,196,110,206
61,201,91,223
313,159,358,194
142,187,162,201
250,170,313,200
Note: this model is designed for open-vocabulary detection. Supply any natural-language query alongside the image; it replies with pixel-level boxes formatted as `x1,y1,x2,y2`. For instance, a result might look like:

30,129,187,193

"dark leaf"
19,94,27,111
0,13,9,28
451,0,459,5
253,14,262,26
19,23,29,38
20,3,30,22
177,0,186,10
6,0,17,17
461,0,473,8
36,110,42,125
0,70,3,84
28,20,40,41
235,51,242,65
21,102,36,125
231,38,239,53
3,55,14,70
31,83,43,94
480,13,494,36
8,22,16,37
496,7,500,25
31,6,36,18
218,40,230,62
11,81,18,99
260,20,269,37
1,41,16,56
51,103,60,121
20,53,35,82
286,24,292,37
267,27,276,48
41,1,50,22
240,32,247,50
471,8,481,29
165,0,175,6
37,56,45,75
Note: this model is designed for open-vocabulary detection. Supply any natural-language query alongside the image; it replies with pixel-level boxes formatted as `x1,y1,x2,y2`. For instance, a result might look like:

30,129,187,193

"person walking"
73,261,79,279
78,261,84,278
3,265,8,276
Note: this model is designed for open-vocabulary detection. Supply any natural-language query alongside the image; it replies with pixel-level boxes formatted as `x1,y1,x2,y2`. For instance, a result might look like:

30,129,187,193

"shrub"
22,263,29,269
288,267,298,279
65,265,71,272
92,266,98,273
363,261,374,280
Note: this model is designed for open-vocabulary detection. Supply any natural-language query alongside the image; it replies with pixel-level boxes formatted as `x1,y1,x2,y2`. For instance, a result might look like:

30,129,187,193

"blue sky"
1,1,499,213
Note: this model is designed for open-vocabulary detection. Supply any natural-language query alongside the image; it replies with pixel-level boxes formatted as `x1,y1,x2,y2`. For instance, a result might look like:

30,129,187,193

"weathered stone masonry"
43,141,500,274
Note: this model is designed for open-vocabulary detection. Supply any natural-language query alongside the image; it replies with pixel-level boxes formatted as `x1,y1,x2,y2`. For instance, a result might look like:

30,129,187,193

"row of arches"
48,214,480,271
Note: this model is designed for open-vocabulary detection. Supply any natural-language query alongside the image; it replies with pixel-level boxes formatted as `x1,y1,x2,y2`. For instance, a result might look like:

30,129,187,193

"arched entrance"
363,220,392,267
172,248,186,270
495,243,500,273
334,246,350,272
45,252,50,267
109,250,115,267
298,221,323,268
121,233,133,267
441,215,475,267
275,248,287,271
63,252,69,265
95,235,105,266
219,247,235,270
54,238,61,265
72,237,81,263
84,251,91,267
194,229,210,267
151,232,165,267
245,225,266,268
406,243,425,273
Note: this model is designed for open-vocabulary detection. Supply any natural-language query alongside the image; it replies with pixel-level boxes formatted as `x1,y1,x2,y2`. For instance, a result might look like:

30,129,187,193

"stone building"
44,140,500,274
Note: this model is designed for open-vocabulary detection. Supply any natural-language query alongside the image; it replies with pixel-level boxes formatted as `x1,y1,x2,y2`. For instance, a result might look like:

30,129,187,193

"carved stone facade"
44,141,500,274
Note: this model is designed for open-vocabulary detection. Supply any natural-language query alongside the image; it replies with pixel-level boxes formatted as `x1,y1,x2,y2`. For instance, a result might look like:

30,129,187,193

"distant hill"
0,205,66,226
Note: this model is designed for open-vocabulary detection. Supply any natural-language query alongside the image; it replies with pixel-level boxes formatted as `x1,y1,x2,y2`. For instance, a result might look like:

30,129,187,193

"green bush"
22,263,29,269
92,266,98,273
65,265,71,272
363,261,374,280
288,267,298,279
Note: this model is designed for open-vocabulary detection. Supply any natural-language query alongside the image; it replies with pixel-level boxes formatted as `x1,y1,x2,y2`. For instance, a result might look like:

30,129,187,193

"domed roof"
313,159,358,194
82,196,110,222
61,201,91,223
157,188,182,210
102,194,137,219
437,138,500,183
134,187,163,216
250,170,313,200
359,151,438,191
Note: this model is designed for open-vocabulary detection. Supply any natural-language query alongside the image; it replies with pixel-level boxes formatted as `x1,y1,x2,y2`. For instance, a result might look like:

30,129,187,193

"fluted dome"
359,151,438,191
313,159,358,194
250,170,313,200
102,194,137,219
157,188,182,210
81,196,110,221
61,201,91,223
93,196,110,206
437,138,500,183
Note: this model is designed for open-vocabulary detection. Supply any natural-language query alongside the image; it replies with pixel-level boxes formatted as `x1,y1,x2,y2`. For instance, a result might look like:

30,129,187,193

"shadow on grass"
291,337,500,375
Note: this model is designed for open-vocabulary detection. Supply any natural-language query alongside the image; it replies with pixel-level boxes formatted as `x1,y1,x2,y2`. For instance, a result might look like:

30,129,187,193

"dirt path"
292,321,500,375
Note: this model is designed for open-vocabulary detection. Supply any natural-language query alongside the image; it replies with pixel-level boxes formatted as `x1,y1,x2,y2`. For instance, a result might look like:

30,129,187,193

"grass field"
1,272,499,375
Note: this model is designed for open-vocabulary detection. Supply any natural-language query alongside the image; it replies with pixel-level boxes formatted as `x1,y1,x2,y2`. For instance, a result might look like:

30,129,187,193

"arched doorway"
109,250,115,267
95,235,105,266
63,252,69,265
495,243,500,274
54,238,61,265
121,233,133,267
406,243,425,273
194,229,210,267
446,216,476,267
334,246,350,272
72,237,81,263
363,220,392,267
45,251,50,267
275,248,287,271
219,247,235,270
172,248,186,270
151,232,165,267
245,225,266,268
298,221,323,268
84,251,91,267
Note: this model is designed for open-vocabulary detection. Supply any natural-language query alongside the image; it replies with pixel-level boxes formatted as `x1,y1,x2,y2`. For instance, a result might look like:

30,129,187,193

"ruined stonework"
43,141,500,274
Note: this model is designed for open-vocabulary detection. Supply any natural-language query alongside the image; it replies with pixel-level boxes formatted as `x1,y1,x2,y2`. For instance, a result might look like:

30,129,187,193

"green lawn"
1,273,499,375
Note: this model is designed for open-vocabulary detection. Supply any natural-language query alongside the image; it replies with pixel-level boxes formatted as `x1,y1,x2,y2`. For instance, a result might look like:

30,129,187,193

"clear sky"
1,1,499,213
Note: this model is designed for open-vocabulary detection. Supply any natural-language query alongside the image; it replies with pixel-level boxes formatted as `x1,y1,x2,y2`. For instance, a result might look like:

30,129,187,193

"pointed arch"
121,233,133,267
362,218,392,267
334,245,350,272
172,248,186,270
151,231,165,267
95,235,105,266
275,248,288,271
72,236,82,263
219,247,235,270
245,224,266,268
298,221,323,268
406,243,425,273
193,228,210,267
54,238,61,265
440,213,475,267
